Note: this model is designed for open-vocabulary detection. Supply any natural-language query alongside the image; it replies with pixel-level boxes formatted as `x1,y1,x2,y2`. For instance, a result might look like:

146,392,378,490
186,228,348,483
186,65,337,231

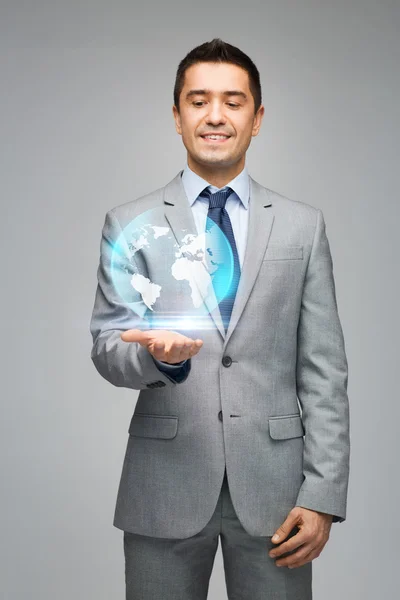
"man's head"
173,38,264,185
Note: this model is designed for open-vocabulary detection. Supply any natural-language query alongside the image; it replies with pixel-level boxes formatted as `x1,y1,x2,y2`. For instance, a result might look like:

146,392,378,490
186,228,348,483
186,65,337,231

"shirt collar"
181,163,250,209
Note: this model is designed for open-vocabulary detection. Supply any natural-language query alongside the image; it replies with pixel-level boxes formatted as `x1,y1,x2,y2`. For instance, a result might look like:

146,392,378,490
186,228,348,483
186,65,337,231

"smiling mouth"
200,135,231,143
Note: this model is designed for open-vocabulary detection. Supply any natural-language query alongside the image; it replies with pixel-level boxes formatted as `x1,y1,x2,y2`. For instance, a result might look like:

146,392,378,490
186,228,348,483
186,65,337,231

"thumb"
120,329,149,344
271,510,299,543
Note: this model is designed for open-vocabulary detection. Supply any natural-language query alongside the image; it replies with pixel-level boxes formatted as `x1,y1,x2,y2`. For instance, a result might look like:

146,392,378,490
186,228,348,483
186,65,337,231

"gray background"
1,0,399,598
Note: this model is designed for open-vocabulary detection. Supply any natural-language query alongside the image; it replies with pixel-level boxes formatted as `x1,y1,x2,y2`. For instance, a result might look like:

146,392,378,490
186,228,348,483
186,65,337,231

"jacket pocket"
263,245,303,261
128,413,178,439
268,414,305,440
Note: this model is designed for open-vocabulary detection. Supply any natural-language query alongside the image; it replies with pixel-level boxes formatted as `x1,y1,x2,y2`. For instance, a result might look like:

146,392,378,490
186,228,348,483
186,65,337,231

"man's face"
173,62,264,171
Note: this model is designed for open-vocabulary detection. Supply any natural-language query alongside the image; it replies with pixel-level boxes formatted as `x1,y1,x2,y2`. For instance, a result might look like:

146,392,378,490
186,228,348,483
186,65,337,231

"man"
90,38,350,600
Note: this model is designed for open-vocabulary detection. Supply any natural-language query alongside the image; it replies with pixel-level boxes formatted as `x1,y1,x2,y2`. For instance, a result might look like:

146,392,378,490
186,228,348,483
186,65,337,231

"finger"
278,546,317,569
120,329,147,344
190,339,203,356
168,341,185,363
178,339,203,360
275,543,313,568
269,530,307,558
151,340,167,361
178,340,192,361
271,511,300,544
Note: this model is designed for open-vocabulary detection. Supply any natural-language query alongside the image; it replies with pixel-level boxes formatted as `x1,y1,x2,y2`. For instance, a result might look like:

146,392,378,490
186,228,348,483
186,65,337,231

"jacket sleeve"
294,209,350,523
89,209,191,389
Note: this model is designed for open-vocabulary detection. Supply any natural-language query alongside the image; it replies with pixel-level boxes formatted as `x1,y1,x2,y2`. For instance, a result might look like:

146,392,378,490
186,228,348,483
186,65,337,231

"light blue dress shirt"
152,163,251,382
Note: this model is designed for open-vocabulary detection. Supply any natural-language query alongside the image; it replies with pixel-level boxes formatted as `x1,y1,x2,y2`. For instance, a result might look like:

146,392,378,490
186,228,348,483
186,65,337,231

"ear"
172,105,182,135
252,104,265,137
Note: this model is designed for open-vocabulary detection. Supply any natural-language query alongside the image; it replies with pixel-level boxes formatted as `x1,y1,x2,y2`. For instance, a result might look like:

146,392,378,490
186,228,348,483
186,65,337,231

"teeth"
203,135,229,140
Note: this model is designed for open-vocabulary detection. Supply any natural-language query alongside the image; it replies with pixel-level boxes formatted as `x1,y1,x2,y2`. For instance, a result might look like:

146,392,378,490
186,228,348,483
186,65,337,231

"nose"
205,101,227,126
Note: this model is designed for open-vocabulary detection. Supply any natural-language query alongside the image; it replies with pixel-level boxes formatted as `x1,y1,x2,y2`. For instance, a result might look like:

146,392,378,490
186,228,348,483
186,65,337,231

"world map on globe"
110,207,234,330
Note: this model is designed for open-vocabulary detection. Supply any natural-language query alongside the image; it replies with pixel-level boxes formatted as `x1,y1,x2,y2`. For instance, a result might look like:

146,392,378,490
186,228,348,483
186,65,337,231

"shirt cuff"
151,355,191,383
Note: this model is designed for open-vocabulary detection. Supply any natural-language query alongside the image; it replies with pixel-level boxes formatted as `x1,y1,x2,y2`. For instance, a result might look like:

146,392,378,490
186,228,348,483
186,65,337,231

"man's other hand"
268,506,333,569
120,329,203,364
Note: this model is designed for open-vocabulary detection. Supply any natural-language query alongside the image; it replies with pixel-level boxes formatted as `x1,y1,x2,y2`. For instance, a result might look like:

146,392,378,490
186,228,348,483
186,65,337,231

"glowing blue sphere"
110,207,235,331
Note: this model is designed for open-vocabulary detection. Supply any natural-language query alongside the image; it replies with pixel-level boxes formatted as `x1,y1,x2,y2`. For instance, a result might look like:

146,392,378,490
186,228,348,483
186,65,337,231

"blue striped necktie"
198,186,241,332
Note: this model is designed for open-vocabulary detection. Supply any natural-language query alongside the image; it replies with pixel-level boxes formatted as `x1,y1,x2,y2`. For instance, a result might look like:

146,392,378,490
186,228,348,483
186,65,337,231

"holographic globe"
110,207,235,331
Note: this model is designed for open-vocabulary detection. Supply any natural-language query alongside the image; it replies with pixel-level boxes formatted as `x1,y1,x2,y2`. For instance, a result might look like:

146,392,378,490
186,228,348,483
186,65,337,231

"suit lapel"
163,170,275,344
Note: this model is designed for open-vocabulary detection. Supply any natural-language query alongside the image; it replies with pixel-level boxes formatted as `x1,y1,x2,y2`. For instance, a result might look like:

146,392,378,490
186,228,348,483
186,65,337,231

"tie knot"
199,186,234,209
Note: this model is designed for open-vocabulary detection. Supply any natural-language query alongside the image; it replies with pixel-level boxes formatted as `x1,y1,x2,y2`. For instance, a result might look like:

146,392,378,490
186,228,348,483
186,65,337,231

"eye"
192,101,240,108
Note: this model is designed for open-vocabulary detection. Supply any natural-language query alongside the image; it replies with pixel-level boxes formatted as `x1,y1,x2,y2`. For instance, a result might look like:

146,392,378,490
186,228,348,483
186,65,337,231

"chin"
195,151,232,163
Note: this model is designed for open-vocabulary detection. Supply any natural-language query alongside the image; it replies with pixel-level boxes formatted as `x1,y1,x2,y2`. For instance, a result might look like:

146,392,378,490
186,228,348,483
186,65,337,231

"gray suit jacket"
89,170,350,539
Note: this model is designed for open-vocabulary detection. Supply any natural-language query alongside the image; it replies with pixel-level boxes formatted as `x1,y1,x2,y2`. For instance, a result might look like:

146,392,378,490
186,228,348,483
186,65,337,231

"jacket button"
218,410,223,422
222,356,232,367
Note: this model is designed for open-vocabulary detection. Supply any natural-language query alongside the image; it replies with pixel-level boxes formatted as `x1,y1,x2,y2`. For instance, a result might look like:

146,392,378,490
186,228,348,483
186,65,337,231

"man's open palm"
121,329,203,364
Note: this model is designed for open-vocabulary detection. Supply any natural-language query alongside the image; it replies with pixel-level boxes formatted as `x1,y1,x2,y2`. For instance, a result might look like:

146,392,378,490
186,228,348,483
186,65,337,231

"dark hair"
173,38,262,115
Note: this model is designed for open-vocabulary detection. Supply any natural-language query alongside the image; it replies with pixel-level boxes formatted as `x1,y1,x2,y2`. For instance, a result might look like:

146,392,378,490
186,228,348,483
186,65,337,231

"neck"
187,156,245,188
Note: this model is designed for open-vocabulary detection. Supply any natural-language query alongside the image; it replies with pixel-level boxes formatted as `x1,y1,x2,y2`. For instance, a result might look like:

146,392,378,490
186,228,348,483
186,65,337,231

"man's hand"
120,329,203,364
268,506,333,569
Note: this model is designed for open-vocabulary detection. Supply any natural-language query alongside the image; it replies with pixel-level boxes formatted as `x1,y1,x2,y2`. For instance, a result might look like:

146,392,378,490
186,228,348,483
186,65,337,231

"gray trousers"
123,469,312,599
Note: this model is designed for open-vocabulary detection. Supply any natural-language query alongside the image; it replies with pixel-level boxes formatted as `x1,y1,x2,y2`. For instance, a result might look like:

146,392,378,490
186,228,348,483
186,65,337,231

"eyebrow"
185,89,248,100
